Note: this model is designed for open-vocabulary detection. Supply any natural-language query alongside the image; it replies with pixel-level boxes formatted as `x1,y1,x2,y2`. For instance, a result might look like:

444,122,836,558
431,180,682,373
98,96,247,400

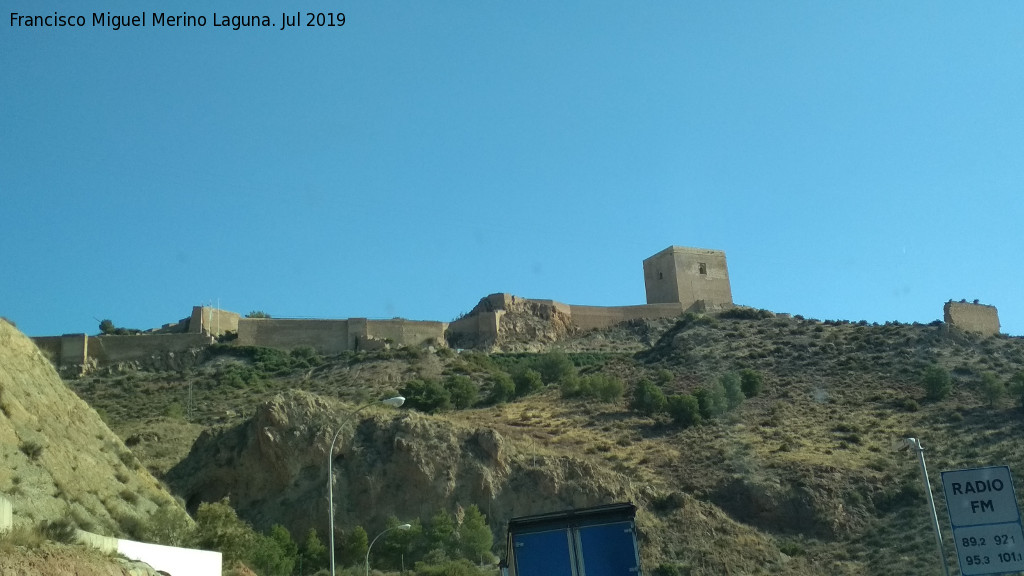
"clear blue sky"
2,2,1022,337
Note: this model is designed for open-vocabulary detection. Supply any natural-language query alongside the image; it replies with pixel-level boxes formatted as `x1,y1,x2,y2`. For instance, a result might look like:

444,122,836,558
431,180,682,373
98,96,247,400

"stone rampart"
87,333,213,368
237,317,447,353
944,301,1000,335
568,303,686,331
237,318,352,355
364,319,447,349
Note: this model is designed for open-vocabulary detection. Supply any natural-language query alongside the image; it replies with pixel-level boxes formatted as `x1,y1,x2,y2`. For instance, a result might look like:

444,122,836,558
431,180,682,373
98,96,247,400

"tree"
981,372,1004,407
194,499,255,568
513,369,543,398
300,528,328,574
144,502,196,548
99,319,115,335
721,373,744,410
339,525,368,567
532,351,576,385
401,379,452,413
922,365,952,400
667,394,701,428
245,311,271,318
694,382,727,420
445,375,478,410
740,369,763,398
485,373,515,405
589,373,625,403
630,379,666,416
458,505,495,564
428,510,458,558
250,525,297,576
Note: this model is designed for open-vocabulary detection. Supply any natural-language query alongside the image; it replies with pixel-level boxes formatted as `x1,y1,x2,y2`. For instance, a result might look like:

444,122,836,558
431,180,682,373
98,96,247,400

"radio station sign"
942,466,1024,575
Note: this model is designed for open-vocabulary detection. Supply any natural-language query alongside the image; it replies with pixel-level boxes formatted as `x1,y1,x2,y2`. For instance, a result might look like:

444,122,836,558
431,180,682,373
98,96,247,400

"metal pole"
366,524,411,576
329,397,405,576
906,437,951,576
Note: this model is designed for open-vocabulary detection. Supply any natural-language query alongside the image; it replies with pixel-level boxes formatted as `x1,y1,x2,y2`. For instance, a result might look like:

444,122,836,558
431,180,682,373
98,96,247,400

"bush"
485,373,515,405
39,518,78,544
667,395,701,428
740,369,763,398
144,503,196,547
922,365,952,400
245,311,271,318
532,351,577,385
981,372,1004,407
718,307,774,320
401,379,452,413
694,382,727,420
99,319,116,335
513,369,544,398
444,375,478,409
721,373,744,410
1010,372,1024,410
19,440,43,460
630,379,667,416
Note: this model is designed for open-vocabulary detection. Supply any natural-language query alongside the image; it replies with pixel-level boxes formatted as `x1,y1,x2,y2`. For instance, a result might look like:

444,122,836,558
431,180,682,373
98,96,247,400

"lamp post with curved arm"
328,396,405,576
366,523,412,576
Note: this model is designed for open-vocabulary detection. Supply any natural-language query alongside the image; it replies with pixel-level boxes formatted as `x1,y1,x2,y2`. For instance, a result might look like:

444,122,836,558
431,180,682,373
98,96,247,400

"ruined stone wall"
237,318,351,355
944,301,1000,335
189,307,240,337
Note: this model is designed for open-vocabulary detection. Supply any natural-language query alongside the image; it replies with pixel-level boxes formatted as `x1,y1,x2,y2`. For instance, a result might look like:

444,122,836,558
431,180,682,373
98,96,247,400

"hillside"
61,311,1024,575
0,319,177,535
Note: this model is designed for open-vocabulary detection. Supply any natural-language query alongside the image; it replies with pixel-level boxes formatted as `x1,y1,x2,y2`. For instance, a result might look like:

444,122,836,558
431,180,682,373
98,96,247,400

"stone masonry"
944,300,1000,335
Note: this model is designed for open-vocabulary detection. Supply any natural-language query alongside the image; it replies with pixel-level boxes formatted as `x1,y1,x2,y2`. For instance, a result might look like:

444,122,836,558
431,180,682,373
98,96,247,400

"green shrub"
458,505,495,564
532,351,577,385
721,373,744,410
401,379,452,413
694,382,727,420
513,369,544,398
981,372,1004,407
250,524,298,576
444,375,478,409
922,365,952,400
1010,372,1024,410
739,369,763,398
718,307,774,320
630,379,666,416
19,440,43,460
667,395,701,428
485,373,515,405
300,528,328,574
39,518,78,544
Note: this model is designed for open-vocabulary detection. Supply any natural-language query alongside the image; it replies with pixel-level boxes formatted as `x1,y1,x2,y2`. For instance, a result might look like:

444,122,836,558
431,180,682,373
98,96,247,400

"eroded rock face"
167,390,635,539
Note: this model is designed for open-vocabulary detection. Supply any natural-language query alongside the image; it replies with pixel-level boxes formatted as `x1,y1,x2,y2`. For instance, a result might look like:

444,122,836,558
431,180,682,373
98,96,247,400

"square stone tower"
643,246,733,308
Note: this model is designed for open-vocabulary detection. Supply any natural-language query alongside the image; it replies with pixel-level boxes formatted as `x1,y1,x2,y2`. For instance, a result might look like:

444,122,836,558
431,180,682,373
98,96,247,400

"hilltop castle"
33,246,734,371
30,245,1003,372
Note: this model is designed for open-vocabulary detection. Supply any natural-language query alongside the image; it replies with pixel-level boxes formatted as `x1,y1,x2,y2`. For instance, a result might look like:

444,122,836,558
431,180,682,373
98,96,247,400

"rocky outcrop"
166,390,636,540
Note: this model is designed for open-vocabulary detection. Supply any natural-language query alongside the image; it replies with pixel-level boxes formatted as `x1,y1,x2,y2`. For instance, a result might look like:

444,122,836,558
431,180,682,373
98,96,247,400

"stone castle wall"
189,306,240,337
236,317,447,354
944,301,1000,335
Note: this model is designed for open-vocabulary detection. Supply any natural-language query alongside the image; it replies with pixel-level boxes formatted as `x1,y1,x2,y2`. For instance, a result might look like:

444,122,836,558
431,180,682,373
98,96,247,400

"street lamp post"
328,396,405,576
366,523,412,576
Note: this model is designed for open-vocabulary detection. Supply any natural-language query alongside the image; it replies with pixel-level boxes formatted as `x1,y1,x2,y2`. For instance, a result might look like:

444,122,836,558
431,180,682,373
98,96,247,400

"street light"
366,523,412,576
328,396,405,576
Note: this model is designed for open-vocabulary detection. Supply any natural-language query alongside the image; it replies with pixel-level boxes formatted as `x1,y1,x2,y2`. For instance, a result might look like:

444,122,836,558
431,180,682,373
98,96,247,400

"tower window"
698,263,707,275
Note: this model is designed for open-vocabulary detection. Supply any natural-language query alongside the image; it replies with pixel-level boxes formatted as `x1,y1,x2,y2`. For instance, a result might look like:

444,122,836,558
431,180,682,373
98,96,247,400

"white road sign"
942,466,1024,576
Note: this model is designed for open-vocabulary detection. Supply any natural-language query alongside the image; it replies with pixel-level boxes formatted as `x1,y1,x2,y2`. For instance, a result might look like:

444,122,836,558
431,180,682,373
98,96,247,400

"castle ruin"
944,300,1000,336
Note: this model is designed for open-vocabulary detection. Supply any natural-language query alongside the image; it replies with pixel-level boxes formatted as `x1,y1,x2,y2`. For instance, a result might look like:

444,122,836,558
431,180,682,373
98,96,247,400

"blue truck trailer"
502,502,643,576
